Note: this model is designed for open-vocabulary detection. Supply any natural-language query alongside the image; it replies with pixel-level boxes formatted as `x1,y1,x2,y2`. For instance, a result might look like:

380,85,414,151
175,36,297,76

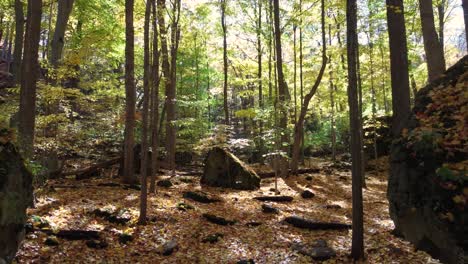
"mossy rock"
201,147,261,190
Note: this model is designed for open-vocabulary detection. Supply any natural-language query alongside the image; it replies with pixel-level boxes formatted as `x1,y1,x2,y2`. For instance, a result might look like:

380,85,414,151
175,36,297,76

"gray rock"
292,240,336,261
388,56,468,264
0,142,33,263
201,147,261,190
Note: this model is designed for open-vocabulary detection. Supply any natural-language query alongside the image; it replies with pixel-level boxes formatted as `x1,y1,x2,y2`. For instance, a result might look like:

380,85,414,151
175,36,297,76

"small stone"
157,179,173,188
237,259,255,264
305,176,313,181
161,239,178,256
301,190,315,199
262,204,279,214
246,222,262,227
86,239,108,249
119,233,133,244
176,202,195,211
202,233,224,243
44,236,59,246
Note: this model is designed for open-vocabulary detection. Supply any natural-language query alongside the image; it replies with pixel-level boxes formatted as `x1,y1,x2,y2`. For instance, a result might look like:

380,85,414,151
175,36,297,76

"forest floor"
16,157,440,264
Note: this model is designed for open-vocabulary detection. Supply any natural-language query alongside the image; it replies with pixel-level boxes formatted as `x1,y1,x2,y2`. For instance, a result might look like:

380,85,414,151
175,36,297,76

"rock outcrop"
0,139,33,263
202,147,260,190
388,56,467,264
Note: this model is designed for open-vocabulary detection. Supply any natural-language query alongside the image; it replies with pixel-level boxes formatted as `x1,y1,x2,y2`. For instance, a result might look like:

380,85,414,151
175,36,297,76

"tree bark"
149,0,160,194
290,0,327,174
419,0,446,81
462,0,468,51
221,0,229,125
166,0,181,175
273,0,290,155
328,24,336,162
347,0,364,260
139,0,152,225
50,0,74,67
12,0,24,83
386,0,411,137
123,0,137,184
18,0,42,159
257,0,263,109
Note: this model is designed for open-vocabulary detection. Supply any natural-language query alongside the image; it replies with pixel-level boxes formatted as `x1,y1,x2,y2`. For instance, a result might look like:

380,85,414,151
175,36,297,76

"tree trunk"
299,0,304,163
273,0,289,155
12,0,24,83
149,0,160,194
436,0,445,52
290,0,327,174
257,0,262,109
462,0,468,50
328,24,336,162
346,0,364,260
139,0,152,225
166,0,181,175
221,0,229,125
386,0,411,137
356,40,366,188
50,0,74,67
123,0,137,184
419,0,446,82
18,0,42,159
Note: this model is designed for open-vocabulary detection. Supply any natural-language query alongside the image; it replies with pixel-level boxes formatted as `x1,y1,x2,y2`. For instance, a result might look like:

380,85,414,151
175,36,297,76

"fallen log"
257,168,320,178
55,230,101,240
253,196,294,202
202,214,237,225
71,157,122,180
284,216,351,230
183,191,221,203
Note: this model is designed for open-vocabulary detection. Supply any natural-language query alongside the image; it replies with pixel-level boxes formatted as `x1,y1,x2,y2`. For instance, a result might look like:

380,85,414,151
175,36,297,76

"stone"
301,190,315,199
201,147,261,190
201,233,224,243
44,236,59,246
202,213,236,226
0,141,33,264
119,233,133,244
237,259,255,264
160,239,178,256
183,191,221,204
176,202,194,211
388,56,468,264
292,240,336,261
261,204,279,214
156,179,173,188
86,239,108,249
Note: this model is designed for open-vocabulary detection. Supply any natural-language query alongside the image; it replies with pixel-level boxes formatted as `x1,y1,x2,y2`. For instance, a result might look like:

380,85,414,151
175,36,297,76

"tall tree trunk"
299,0,304,163
139,0,152,225
386,0,411,137
50,0,74,67
293,25,297,123
419,0,446,81
12,0,24,82
356,40,366,188
18,0,42,159
291,0,327,174
149,0,160,194
166,0,181,175
267,0,273,102
436,0,445,52
273,0,289,157
123,0,137,184
2,23,10,61
6,22,13,72
328,24,336,162
45,1,53,60
367,31,378,160
463,0,468,50
221,0,229,125
257,0,263,109
346,0,364,260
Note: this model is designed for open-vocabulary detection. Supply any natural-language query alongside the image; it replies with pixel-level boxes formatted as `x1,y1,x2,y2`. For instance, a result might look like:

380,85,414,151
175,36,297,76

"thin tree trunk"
18,0,42,159
328,24,336,162
123,0,137,184
463,0,468,50
299,0,304,163
11,0,25,83
50,0,74,67
419,0,446,81
257,0,263,109
379,43,389,114
46,1,53,60
268,0,273,102
221,0,229,125
437,0,445,52
166,0,181,175
149,0,160,194
386,0,411,137
346,0,364,259
291,0,327,174
139,0,152,224
273,0,289,157
293,25,297,123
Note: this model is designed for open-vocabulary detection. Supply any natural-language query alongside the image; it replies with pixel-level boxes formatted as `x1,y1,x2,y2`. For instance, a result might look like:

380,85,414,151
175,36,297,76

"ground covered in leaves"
16,157,440,263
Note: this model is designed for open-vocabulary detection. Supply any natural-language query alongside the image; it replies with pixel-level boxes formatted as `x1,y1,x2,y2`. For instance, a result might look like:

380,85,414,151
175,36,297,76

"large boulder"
0,137,33,263
202,147,260,190
388,56,467,264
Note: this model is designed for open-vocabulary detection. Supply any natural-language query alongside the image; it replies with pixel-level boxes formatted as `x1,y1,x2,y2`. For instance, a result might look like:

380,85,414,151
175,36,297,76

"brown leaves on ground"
17,157,440,263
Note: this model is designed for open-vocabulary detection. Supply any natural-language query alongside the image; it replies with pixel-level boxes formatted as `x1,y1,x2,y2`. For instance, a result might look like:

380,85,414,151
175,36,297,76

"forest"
0,0,467,263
